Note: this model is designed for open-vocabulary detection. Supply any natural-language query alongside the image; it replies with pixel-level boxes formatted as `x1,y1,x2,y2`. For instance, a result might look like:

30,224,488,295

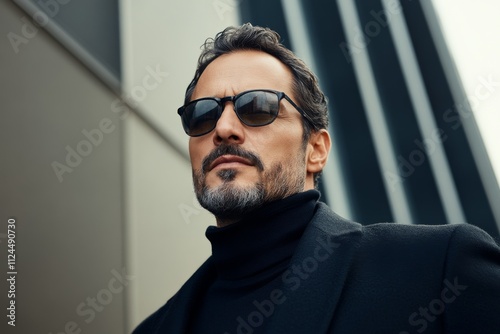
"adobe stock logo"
51,119,115,182
224,234,340,334
212,0,243,20
48,267,134,334
178,195,204,225
384,74,499,189
7,0,72,54
399,277,467,334
51,64,168,183
339,0,406,63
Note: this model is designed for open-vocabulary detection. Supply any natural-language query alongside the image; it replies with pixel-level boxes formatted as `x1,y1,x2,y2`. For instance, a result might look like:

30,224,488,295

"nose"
213,102,245,145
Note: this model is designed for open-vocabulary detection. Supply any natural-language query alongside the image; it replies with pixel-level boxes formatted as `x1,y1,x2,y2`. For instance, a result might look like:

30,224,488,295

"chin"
207,168,257,186
209,179,258,191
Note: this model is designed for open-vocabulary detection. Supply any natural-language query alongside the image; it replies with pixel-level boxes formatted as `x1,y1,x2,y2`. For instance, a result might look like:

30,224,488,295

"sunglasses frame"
177,89,313,137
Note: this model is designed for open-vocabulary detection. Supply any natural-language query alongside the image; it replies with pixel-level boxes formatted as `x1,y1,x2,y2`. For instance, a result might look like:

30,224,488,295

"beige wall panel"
121,0,239,329
120,0,241,153
125,113,212,329
0,2,125,333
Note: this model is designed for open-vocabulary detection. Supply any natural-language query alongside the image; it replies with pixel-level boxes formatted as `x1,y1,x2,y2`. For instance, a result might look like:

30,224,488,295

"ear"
306,129,331,174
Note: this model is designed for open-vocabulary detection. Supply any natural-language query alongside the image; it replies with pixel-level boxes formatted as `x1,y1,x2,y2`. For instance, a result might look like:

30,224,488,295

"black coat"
134,203,500,333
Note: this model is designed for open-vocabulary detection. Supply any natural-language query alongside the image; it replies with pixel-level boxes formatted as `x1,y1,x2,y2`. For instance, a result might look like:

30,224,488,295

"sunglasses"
177,89,311,137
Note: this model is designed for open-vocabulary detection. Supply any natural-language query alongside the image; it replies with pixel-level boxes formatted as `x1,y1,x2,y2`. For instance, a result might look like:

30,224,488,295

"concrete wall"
120,0,240,329
0,1,124,333
1,0,239,332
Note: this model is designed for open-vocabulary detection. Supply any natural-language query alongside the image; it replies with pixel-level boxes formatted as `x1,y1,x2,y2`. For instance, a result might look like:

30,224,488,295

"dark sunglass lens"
183,99,220,136
235,91,279,125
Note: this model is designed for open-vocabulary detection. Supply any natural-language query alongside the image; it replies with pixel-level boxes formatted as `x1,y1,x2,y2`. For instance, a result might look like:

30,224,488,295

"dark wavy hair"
184,23,329,185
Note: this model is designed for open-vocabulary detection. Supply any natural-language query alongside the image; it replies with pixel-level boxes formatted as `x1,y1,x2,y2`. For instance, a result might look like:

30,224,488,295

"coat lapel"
266,203,363,333
152,259,217,333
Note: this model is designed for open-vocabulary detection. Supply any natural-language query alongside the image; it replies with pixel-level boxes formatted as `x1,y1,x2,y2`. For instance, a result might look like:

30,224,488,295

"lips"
208,155,253,171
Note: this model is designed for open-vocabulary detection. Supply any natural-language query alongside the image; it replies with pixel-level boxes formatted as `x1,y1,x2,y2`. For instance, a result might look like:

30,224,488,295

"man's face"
188,50,312,225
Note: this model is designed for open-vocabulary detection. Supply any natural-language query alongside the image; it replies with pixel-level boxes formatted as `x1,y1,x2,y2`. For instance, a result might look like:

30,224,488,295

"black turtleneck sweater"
190,190,320,334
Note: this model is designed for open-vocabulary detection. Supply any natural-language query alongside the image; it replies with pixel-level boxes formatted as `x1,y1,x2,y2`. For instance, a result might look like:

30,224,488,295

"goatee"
192,144,305,225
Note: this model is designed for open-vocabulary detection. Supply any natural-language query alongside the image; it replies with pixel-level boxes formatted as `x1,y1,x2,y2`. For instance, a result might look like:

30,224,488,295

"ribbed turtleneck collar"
205,190,320,282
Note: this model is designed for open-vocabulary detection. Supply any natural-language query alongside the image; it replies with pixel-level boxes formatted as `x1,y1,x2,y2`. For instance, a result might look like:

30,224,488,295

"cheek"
258,134,303,166
189,140,206,169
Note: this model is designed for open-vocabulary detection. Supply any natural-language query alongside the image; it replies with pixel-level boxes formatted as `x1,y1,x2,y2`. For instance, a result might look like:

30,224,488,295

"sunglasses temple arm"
284,95,315,129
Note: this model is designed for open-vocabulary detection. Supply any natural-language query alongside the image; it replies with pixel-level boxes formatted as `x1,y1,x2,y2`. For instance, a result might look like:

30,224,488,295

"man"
134,23,500,334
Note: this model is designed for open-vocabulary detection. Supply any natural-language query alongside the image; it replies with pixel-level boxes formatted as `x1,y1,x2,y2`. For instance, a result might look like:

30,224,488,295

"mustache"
201,145,264,173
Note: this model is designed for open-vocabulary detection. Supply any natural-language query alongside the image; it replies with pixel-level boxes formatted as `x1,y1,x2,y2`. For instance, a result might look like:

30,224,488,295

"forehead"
192,50,294,100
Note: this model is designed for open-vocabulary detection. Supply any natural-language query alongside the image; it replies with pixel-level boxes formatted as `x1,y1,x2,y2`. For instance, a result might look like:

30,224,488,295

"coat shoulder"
311,202,497,266
313,201,498,246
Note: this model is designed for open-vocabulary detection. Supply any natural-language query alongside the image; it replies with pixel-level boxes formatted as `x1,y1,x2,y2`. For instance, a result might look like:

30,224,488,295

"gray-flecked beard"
192,145,306,225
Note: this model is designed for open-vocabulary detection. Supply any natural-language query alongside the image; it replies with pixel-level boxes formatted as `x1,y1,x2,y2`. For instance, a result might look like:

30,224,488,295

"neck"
215,217,238,228
206,189,321,280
